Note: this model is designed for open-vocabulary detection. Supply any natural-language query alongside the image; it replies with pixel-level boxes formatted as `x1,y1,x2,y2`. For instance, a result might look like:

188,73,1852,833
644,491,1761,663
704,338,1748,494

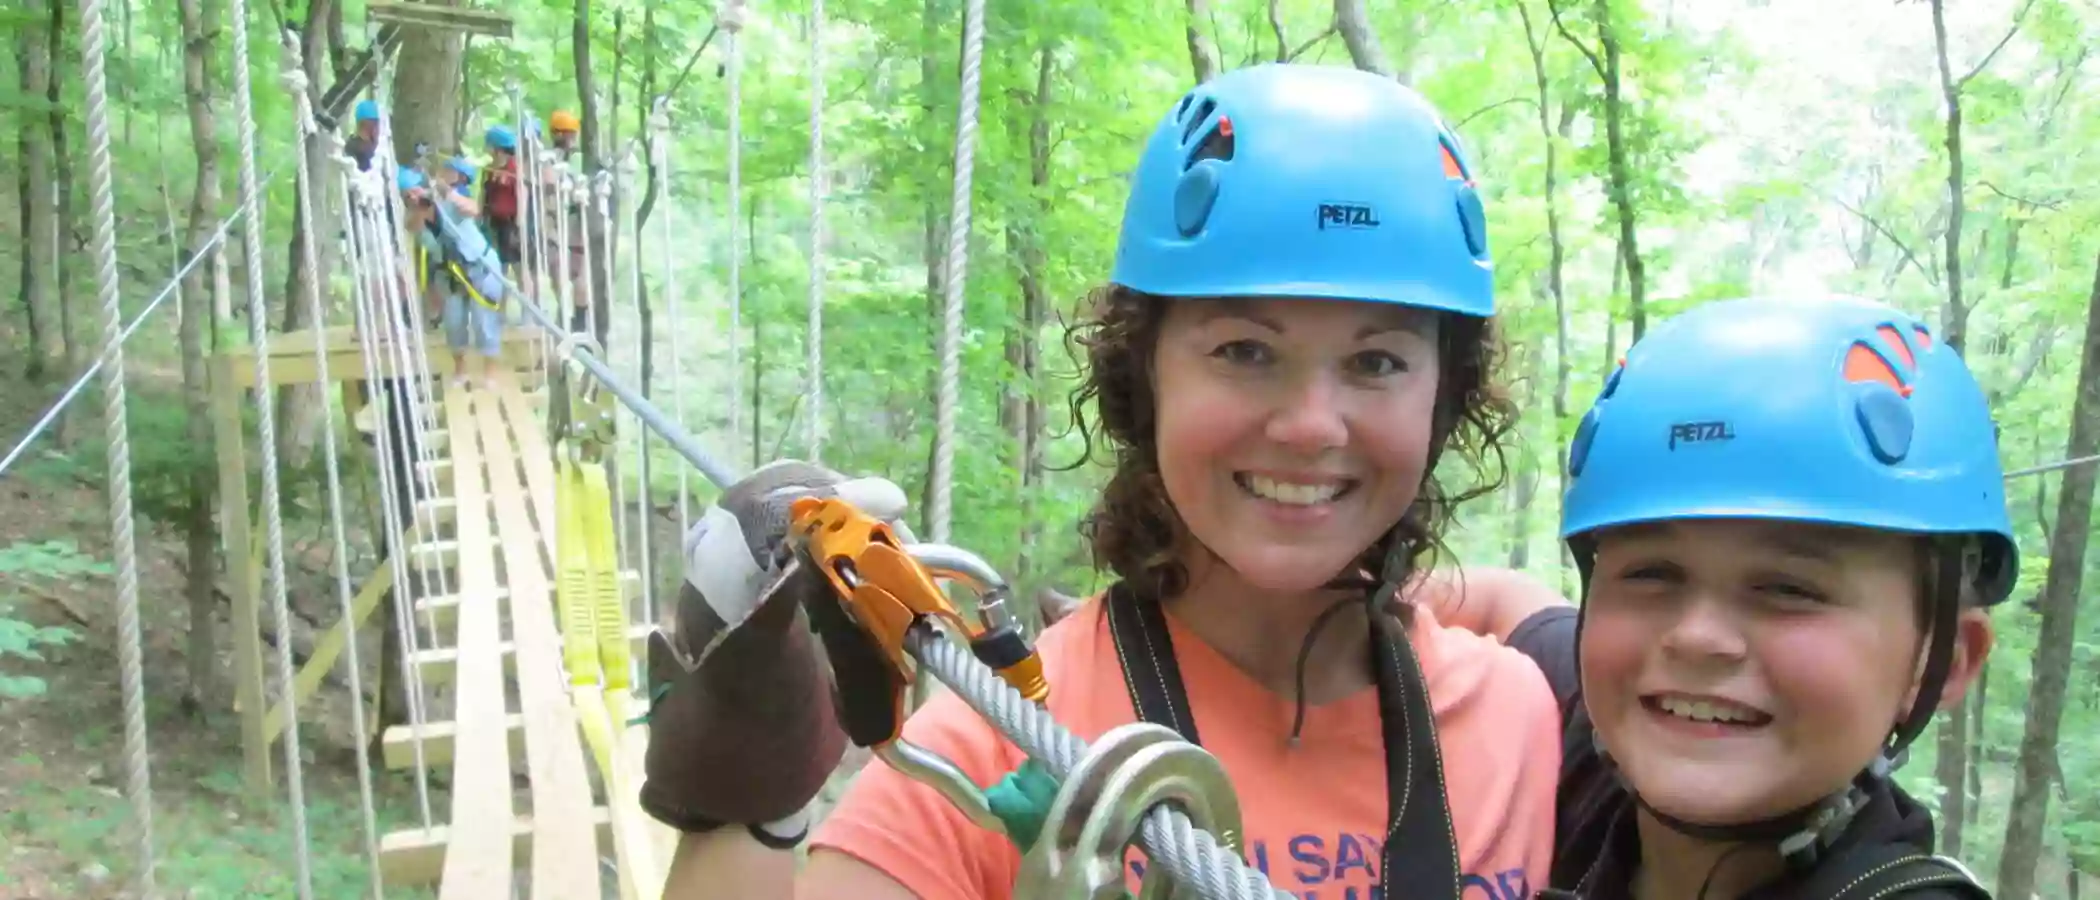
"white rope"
340,169,435,832
585,172,604,345
724,3,745,468
279,42,384,898
930,0,986,545
226,0,316,884
622,150,657,630
806,0,827,464
654,110,688,535
78,0,157,889
553,160,575,336
368,98,457,659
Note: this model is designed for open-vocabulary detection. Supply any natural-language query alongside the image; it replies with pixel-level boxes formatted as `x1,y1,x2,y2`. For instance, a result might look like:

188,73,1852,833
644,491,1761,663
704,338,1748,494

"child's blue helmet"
356,99,381,123
396,166,425,192
446,156,479,182
486,124,518,152
1110,64,1492,317
1562,294,2017,602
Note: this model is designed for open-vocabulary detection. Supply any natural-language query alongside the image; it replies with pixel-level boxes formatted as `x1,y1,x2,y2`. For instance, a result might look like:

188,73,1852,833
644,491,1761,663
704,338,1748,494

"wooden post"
211,353,271,789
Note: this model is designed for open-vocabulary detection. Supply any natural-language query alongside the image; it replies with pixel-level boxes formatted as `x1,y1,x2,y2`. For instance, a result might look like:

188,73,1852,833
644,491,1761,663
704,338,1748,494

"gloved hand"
638,459,911,846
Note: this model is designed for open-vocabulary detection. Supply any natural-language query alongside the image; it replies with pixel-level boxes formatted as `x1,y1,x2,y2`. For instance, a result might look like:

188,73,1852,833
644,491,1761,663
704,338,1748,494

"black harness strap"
1103,583,1460,898
1785,844,1991,900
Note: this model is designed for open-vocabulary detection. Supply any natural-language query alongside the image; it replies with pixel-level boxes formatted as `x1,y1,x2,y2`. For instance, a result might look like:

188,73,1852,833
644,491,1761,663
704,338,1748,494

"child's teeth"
1246,475,1340,505
1659,697,1758,724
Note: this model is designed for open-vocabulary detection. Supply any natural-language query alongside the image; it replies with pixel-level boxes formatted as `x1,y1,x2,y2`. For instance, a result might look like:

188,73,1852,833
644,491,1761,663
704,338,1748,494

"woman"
1436,296,2004,899
641,63,1567,899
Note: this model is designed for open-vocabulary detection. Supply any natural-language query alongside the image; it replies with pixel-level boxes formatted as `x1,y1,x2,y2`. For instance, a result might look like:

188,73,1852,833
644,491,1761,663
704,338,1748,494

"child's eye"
1210,339,1272,366
1754,580,1829,605
1610,561,1682,586
1346,350,1409,378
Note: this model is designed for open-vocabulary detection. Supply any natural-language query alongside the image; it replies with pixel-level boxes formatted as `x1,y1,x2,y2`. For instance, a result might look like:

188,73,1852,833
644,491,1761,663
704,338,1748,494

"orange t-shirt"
811,596,1562,899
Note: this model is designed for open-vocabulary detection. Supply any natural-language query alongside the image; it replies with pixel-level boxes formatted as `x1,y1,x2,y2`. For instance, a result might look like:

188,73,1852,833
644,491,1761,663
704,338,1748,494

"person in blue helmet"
400,165,509,389
643,63,1566,900
1432,295,2004,900
349,99,382,172
482,124,526,276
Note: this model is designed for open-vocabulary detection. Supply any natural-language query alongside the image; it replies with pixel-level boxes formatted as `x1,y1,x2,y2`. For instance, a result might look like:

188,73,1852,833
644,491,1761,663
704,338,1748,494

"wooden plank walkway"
372,370,676,898
477,377,605,900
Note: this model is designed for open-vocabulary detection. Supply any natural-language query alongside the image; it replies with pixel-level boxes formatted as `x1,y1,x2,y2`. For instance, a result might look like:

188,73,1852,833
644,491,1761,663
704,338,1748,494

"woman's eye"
1210,339,1271,366
1615,562,1681,585
1346,350,1408,378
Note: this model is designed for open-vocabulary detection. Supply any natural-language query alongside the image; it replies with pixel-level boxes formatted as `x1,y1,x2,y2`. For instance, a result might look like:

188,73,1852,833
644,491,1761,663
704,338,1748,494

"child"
348,99,381,172
1442,295,2004,899
640,63,1565,900
401,167,509,390
439,155,480,213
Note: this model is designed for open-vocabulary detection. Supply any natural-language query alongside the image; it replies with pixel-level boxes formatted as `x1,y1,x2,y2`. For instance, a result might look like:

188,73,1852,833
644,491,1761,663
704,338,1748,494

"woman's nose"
1263,372,1348,452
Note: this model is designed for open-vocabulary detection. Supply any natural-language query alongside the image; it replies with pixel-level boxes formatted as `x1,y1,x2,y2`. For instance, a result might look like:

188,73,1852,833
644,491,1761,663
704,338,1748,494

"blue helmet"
1110,64,1492,317
356,99,381,122
396,166,425,193
1562,295,2016,604
446,156,479,182
486,124,518,152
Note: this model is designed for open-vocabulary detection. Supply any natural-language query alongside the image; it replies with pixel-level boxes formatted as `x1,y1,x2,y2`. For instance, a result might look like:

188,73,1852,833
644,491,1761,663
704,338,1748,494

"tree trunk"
49,0,80,446
1505,345,1539,569
1334,0,1393,78
376,1,464,735
177,0,225,715
1927,0,1970,352
389,0,465,167
573,0,614,334
1592,0,1645,342
1015,45,1054,595
1519,1,1573,495
1183,0,1219,83
18,5,58,383
1995,249,2100,900
274,0,341,474
916,0,947,529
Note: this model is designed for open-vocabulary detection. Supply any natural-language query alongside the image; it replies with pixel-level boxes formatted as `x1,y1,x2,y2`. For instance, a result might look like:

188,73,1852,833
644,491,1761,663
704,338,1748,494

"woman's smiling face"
1578,518,1931,824
1148,296,1443,594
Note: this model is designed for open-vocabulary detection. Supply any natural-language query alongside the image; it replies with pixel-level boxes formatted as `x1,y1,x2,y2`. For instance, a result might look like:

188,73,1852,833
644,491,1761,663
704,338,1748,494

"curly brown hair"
1062,284,1518,606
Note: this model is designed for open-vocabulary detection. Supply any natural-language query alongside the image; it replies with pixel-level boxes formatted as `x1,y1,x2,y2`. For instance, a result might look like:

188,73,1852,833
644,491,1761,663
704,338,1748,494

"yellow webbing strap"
551,385,660,897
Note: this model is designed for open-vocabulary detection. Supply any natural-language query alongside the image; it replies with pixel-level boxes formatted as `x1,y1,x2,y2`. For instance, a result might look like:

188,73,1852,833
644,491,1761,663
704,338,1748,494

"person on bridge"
440,155,481,214
537,107,602,348
402,166,508,390
481,124,525,280
347,99,382,172
638,63,1565,900
1428,296,2005,900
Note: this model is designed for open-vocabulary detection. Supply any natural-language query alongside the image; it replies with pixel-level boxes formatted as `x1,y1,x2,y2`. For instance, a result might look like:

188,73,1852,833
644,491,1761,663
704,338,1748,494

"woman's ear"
1926,609,1995,710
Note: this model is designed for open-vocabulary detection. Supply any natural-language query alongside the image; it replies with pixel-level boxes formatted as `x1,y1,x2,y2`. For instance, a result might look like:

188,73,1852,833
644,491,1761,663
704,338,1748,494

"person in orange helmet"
536,107,602,346
548,109,582,157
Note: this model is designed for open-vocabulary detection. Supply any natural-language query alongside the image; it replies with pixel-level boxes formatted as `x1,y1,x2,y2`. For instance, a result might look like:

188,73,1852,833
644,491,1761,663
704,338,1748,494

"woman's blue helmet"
1562,294,2017,604
446,156,479,182
1110,64,1492,317
486,124,518,152
356,99,381,123
396,165,425,193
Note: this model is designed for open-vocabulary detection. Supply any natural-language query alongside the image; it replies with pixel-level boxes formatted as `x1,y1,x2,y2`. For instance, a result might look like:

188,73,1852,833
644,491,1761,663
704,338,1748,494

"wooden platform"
219,324,546,389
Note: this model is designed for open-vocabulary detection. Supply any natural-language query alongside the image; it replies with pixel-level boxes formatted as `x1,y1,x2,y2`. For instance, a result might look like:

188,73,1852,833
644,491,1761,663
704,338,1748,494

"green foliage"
0,541,100,699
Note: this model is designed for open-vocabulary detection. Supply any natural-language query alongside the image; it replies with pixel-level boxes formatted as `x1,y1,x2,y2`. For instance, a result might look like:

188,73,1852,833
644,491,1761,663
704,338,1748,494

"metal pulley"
1014,722,1244,900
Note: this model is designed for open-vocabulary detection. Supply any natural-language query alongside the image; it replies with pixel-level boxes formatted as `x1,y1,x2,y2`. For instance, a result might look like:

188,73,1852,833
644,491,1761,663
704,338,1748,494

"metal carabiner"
1015,722,1244,900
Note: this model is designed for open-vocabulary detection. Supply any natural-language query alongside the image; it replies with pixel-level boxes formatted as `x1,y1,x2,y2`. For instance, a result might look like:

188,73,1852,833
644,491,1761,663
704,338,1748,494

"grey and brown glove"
638,460,911,847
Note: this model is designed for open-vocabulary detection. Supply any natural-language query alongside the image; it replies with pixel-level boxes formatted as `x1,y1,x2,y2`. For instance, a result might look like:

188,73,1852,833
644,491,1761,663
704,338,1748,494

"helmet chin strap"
1599,546,1969,868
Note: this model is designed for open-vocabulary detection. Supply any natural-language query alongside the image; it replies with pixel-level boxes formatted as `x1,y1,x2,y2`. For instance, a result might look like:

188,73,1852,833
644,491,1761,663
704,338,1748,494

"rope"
930,0,986,545
807,0,827,464
280,40,384,898
225,0,317,885
723,1,745,468
79,0,157,889
339,168,434,832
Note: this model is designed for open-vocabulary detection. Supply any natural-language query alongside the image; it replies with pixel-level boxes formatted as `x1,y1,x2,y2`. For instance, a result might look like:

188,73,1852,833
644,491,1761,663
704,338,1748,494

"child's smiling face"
1579,518,1990,826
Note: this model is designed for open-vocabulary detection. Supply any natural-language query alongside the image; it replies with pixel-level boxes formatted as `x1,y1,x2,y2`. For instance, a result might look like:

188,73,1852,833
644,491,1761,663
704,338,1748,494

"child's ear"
1922,609,1995,710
